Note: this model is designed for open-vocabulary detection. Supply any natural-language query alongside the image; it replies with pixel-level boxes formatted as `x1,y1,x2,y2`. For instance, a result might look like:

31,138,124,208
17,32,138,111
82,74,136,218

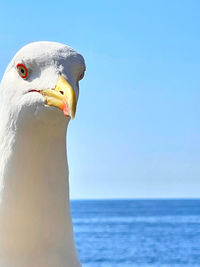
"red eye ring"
16,63,28,79
79,70,85,81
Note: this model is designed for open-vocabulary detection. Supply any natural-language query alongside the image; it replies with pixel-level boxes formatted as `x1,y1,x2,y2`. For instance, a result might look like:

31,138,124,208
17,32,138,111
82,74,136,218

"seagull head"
0,41,86,127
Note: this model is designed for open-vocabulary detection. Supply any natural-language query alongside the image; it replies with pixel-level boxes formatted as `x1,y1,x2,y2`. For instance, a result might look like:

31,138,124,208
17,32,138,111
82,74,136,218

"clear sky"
0,0,200,199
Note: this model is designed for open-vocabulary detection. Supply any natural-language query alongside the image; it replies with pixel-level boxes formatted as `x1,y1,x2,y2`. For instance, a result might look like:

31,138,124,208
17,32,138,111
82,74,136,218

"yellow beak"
40,76,76,119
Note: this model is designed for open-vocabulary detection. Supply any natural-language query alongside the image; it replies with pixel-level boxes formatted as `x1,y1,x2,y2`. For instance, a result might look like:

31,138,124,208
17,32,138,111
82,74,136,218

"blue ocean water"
71,199,200,267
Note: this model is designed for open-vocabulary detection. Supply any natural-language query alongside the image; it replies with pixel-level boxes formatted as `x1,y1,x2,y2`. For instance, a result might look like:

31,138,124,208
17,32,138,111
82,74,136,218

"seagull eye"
79,70,85,81
16,63,28,79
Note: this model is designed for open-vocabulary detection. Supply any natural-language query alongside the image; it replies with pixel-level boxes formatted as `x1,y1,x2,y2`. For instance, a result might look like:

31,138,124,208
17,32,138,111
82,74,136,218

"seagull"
0,41,86,267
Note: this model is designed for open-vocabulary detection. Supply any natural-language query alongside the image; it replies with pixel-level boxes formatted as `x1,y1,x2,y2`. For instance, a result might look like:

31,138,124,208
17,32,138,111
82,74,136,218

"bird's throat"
0,117,80,267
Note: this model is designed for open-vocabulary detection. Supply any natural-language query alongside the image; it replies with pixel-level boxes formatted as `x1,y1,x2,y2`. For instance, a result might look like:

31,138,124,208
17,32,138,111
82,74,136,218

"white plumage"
0,41,85,267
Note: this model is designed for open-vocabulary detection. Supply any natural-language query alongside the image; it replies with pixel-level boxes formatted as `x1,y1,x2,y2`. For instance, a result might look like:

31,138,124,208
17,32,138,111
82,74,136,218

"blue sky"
0,0,200,198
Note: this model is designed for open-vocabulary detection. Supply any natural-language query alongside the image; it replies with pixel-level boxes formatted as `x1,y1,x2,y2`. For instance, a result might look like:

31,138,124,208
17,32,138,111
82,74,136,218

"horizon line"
70,197,200,201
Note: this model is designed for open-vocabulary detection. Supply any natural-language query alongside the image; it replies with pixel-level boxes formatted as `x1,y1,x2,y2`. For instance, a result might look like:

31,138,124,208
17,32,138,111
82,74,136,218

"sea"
70,199,200,267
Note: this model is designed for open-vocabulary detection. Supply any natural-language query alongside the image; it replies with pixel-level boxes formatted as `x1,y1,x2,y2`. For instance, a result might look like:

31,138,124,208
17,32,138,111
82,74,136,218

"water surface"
71,199,200,267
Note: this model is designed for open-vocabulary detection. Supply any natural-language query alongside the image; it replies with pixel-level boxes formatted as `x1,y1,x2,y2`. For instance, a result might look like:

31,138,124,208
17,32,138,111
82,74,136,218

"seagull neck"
2,119,70,204
0,117,80,267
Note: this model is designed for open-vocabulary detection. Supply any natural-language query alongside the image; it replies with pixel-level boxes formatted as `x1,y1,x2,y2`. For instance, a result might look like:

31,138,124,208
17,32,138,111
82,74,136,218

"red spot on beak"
61,102,70,117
